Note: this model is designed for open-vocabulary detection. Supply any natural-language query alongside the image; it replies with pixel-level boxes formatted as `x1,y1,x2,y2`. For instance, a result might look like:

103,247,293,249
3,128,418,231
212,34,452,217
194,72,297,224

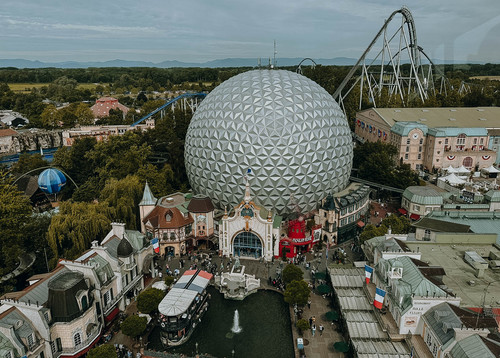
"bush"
136,288,166,314
120,315,147,339
283,264,304,285
297,319,310,335
87,344,116,358
164,276,174,287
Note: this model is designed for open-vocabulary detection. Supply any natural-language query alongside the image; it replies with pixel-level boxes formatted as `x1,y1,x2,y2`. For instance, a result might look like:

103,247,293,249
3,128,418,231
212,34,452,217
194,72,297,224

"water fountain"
231,309,242,333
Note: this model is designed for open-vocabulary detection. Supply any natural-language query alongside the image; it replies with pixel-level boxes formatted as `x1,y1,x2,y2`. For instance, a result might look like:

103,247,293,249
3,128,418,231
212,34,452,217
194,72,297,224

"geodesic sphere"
184,69,353,215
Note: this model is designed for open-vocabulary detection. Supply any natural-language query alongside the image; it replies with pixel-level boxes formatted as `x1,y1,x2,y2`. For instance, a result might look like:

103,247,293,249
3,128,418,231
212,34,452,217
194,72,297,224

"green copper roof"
391,121,428,137
139,182,157,206
484,190,500,203
273,215,283,229
403,186,443,206
449,334,495,358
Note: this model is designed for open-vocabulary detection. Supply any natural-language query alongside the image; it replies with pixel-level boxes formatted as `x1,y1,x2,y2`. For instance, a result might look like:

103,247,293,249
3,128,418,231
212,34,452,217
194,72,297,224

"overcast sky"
0,0,498,63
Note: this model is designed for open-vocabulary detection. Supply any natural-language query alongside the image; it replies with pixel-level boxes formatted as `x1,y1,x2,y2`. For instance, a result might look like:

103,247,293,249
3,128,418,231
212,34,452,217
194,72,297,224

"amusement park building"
0,224,155,358
355,107,499,171
90,97,129,119
139,183,216,256
219,179,281,261
317,182,370,245
62,119,154,146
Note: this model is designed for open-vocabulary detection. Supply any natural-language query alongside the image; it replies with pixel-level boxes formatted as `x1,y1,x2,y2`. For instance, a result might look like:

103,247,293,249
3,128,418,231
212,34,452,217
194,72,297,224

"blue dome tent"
38,168,67,194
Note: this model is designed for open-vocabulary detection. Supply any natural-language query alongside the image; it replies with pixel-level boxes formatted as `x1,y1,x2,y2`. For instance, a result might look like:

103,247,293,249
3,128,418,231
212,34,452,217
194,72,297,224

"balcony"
53,322,102,358
103,273,142,316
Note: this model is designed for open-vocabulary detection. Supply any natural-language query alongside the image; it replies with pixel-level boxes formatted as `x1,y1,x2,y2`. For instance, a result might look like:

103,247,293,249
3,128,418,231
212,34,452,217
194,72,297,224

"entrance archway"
165,246,175,257
232,231,263,259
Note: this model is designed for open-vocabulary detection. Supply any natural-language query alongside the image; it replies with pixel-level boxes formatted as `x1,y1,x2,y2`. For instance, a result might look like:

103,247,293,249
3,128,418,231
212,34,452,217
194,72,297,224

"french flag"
365,265,374,284
152,238,160,254
374,287,386,309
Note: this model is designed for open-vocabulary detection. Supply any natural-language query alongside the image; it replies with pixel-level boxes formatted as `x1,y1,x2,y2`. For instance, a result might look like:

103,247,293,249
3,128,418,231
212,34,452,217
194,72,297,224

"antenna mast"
273,40,277,68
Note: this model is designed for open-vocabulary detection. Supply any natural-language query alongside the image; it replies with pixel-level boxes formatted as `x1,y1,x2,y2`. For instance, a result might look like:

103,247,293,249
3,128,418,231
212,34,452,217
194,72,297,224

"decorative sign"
447,155,455,160
312,226,322,243
462,190,475,202
482,155,491,160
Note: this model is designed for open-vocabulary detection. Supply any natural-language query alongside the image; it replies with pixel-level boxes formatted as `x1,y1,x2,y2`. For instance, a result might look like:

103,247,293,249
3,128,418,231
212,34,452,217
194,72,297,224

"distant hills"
0,57,485,69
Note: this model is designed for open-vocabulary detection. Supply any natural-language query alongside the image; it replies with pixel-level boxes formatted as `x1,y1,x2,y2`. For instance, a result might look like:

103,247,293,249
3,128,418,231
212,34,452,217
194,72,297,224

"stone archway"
232,231,263,259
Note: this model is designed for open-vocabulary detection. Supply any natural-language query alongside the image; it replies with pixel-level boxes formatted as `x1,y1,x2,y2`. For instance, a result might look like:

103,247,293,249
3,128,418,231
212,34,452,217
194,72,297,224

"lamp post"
476,281,495,328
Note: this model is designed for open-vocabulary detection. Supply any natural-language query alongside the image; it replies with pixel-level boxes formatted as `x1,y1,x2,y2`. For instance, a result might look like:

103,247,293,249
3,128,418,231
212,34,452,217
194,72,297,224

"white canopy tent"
438,173,467,186
456,165,470,174
483,165,500,174
443,165,458,173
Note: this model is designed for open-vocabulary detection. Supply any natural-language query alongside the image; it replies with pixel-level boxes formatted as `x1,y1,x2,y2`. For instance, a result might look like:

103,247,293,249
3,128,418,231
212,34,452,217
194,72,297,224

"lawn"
8,83,98,92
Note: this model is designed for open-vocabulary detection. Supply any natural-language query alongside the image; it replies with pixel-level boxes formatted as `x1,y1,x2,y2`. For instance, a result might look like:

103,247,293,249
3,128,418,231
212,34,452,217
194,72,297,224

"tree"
359,224,387,243
9,153,47,176
296,319,310,335
136,288,166,314
74,103,94,125
283,264,304,285
0,171,32,275
87,344,116,358
120,315,147,340
40,104,61,128
165,276,175,287
47,201,111,262
100,175,143,229
359,215,411,243
284,280,310,306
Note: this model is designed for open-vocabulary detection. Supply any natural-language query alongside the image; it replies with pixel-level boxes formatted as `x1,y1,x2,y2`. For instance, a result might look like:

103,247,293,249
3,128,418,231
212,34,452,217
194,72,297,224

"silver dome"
184,69,353,215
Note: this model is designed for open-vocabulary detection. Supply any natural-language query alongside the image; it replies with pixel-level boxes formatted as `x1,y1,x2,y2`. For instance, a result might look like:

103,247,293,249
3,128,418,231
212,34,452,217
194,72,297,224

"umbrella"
315,272,326,280
325,311,339,321
317,284,331,294
333,342,349,353
152,281,167,291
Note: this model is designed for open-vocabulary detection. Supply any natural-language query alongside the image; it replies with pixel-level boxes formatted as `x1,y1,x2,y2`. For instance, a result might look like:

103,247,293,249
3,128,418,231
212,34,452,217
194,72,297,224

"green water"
148,286,294,358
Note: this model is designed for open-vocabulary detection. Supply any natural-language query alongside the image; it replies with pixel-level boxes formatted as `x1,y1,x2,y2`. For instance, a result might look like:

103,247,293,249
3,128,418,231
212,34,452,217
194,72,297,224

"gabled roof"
423,303,462,348
449,334,496,358
412,217,471,233
143,205,193,229
187,195,214,213
0,128,18,137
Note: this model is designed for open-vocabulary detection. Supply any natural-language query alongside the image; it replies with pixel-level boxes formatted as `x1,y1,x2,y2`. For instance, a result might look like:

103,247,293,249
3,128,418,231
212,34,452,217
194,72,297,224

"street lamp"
476,281,495,328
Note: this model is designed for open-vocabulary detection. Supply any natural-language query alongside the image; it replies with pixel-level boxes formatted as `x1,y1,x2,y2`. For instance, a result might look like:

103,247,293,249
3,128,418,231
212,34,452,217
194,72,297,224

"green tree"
164,276,174,287
9,153,47,176
136,288,166,314
296,318,310,335
47,201,111,262
359,224,387,243
40,104,61,128
359,215,411,243
74,102,94,125
283,264,304,285
100,175,143,229
87,344,116,358
120,315,147,340
284,280,310,306
0,171,32,275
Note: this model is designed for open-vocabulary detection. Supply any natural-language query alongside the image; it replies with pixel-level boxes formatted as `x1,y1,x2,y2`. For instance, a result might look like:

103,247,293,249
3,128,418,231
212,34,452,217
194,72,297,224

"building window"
474,138,477,144
432,344,438,356
406,146,409,152
81,295,88,311
405,154,408,160
480,138,484,144
5,352,12,358
419,138,423,145
414,205,420,211
419,146,422,152
50,341,56,354
457,133,466,145
27,333,34,347
445,139,448,144
426,333,432,346
406,139,410,145
73,332,82,347
418,154,421,160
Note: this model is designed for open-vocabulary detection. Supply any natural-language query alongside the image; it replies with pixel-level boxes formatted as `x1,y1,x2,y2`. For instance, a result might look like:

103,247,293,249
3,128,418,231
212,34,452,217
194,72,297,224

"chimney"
111,222,126,238
388,226,392,235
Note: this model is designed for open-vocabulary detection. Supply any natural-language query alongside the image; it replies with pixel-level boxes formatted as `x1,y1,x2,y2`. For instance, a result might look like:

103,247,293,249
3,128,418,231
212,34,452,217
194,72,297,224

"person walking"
307,300,311,309
309,316,313,327
311,324,316,337
319,324,324,336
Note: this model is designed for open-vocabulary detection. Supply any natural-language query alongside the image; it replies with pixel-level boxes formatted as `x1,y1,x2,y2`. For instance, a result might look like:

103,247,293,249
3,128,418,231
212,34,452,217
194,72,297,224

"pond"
148,286,294,358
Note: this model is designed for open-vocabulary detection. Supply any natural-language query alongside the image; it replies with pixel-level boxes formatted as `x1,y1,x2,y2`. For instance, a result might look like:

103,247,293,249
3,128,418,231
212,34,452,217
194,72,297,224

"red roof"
0,128,18,137
410,213,421,220
398,208,407,215
90,97,130,118
143,205,193,229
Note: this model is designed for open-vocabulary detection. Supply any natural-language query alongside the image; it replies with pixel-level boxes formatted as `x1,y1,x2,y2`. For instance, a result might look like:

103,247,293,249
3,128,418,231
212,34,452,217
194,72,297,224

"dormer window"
165,210,173,222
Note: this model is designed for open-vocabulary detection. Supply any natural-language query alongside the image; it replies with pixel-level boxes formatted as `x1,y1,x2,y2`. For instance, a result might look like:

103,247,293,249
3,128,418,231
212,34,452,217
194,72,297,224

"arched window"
73,332,82,347
457,133,466,145
81,295,88,311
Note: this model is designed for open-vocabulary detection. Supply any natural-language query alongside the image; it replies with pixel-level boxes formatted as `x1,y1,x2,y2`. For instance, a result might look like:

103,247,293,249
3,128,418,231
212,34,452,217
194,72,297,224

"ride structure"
333,6,450,111
130,92,206,127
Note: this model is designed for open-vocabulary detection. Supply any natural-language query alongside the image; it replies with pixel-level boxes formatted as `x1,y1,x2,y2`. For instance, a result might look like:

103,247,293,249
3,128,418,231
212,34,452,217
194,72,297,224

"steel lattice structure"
184,69,353,215
333,6,449,110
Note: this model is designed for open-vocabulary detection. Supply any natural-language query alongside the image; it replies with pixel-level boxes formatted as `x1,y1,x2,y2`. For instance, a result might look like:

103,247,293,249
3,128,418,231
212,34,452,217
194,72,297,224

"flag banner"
365,265,374,284
152,238,160,254
374,287,386,309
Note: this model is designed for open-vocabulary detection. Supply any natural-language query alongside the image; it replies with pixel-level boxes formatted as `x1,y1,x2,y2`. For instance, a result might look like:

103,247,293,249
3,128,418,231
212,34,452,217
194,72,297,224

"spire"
244,176,252,203
139,181,157,206
224,205,228,218
267,208,272,222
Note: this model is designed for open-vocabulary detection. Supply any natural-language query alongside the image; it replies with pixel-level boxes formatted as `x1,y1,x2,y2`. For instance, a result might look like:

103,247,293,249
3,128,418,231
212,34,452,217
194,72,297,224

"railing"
103,274,142,316
28,339,41,353
53,323,102,358
124,262,137,271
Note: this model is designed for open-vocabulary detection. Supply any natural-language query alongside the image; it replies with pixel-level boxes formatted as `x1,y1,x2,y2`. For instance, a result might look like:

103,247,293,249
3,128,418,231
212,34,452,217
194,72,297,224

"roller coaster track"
130,92,206,127
333,6,450,111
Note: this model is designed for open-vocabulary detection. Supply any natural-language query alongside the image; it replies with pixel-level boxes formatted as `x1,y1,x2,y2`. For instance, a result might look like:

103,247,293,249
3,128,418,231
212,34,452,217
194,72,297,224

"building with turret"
219,178,281,261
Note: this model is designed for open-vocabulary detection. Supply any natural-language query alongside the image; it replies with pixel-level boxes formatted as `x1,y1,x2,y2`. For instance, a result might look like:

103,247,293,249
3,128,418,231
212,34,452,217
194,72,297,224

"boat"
157,269,213,346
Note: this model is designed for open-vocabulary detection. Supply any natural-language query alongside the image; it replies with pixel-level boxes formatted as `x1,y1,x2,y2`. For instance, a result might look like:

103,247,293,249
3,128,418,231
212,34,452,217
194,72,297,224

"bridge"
350,176,404,194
